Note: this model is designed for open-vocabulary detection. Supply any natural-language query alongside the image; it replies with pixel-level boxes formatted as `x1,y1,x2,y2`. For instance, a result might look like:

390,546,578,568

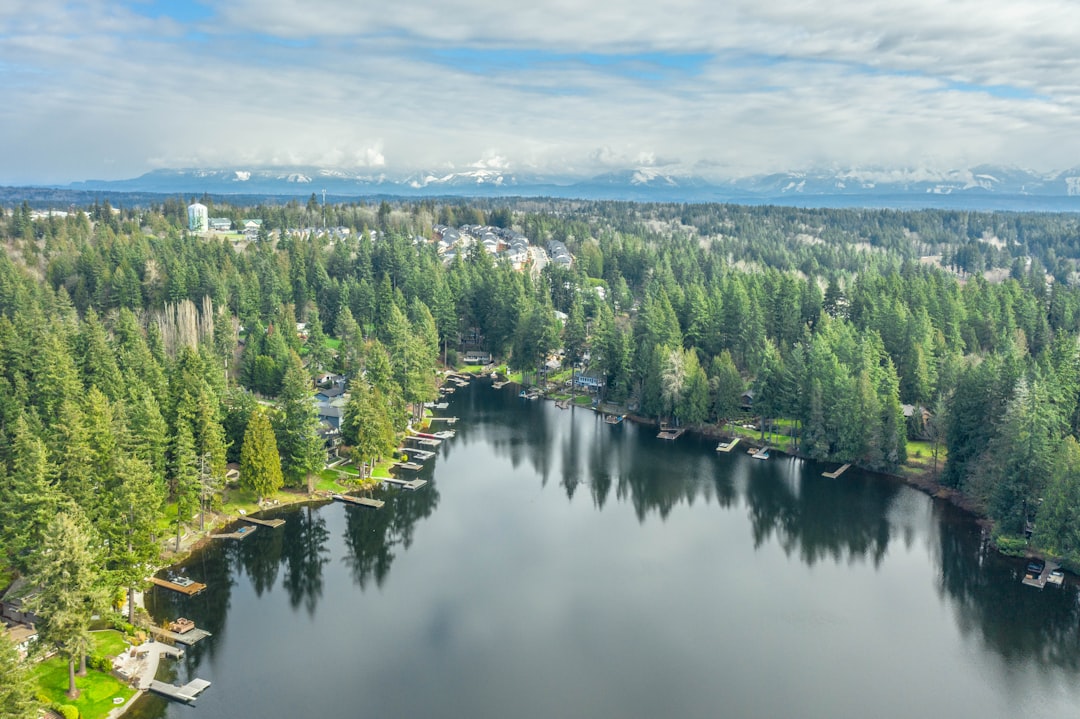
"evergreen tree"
0,629,37,719
27,511,104,699
275,351,324,492
241,408,284,502
0,416,60,573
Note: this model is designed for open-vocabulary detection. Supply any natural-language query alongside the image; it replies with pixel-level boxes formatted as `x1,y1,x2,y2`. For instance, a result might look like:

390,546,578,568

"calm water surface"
134,383,1080,719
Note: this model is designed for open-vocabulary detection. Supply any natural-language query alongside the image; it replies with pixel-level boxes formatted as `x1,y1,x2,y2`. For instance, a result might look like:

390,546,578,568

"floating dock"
492,380,510,389
210,525,257,540
148,678,212,704
1023,560,1060,589
407,436,442,447
399,448,435,461
716,438,740,453
428,416,459,423
393,461,425,471
822,463,851,478
657,427,687,440
149,624,212,645
433,430,456,439
423,401,450,409
333,494,385,509
603,414,625,424
149,576,206,596
752,448,770,459
241,516,285,528
382,476,428,490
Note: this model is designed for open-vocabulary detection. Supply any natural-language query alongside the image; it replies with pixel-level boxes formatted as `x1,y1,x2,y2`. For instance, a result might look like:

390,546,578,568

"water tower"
188,202,209,232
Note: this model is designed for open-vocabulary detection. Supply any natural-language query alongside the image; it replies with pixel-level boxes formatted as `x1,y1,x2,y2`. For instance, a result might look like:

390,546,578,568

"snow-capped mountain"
59,165,1080,209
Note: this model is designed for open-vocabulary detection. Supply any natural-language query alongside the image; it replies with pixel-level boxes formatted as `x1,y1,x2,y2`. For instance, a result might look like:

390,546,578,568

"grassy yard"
34,656,136,719
90,630,128,658
324,337,342,350
728,423,795,453
900,439,947,478
573,394,593,405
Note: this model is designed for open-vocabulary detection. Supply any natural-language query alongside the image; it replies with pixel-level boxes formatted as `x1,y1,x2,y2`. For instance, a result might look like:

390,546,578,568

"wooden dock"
149,625,212,645
657,427,687,440
149,576,206,596
210,525,257,540
492,380,510,389
1023,560,1060,589
716,438,740,453
393,461,425,471
148,678,211,704
752,448,770,460
428,416,458,423
822,463,851,478
333,494,385,509
241,516,285,528
382,476,428,490
433,430,456,439
399,448,434,461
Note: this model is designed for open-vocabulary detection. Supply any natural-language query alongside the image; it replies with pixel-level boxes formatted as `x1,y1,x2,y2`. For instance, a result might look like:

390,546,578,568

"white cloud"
3,0,1080,182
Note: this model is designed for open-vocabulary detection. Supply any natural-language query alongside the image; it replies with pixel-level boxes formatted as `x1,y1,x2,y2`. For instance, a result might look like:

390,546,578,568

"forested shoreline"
4,195,1080,713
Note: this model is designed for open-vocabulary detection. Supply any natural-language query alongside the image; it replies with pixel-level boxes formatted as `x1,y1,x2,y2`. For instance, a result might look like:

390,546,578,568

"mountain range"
43,165,1080,210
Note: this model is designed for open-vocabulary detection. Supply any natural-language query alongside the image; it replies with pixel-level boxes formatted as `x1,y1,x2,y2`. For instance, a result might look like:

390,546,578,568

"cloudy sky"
3,0,1080,183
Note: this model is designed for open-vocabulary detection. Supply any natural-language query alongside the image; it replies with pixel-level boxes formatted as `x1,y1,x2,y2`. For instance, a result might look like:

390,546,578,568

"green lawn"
325,337,342,350
573,395,593,405
34,656,136,719
90,630,128,658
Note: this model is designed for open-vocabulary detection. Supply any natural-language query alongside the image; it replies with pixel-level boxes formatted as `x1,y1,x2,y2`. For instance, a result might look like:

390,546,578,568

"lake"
134,382,1080,719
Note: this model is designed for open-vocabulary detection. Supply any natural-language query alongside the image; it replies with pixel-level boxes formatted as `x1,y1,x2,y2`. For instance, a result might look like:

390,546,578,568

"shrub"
994,534,1029,556
57,704,80,719
88,653,112,672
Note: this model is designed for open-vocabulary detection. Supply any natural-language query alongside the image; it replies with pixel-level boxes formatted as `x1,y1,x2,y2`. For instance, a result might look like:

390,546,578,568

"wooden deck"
822,463,851,478
241,516,285,528
393,461,425,471
492,380,510,389
1023,560,1060,589
210,525,257,540
149,576,206,596
149,625,213,645
428,416,459,423
657,427,688,440
333,494,385,509
399,448,435,461
716,438,740,453
148,678,212,703
382,476,429,490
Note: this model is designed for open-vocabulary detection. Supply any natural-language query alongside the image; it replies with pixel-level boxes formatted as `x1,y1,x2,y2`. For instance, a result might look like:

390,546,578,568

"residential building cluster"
433,224,533,270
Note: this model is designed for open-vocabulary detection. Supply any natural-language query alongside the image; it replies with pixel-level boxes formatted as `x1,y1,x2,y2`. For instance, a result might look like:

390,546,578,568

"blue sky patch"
425,48,712,82
124,0,214,24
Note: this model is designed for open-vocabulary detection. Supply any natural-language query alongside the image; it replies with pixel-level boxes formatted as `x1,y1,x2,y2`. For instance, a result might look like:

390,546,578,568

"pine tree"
27,511,104,699
275,351,325,492
169,422,200,551
0,624,37,719
241,408,284,502
0,415,60,573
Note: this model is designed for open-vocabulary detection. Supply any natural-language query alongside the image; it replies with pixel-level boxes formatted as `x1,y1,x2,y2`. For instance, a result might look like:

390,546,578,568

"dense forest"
4,195,1080,711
